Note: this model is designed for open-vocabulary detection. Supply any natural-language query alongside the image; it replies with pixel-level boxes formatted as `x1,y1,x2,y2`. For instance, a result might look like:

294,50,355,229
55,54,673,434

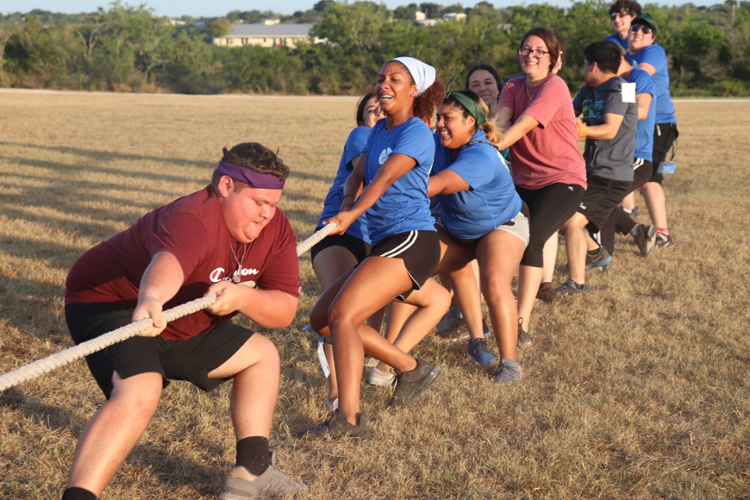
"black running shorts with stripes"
368,230,440,300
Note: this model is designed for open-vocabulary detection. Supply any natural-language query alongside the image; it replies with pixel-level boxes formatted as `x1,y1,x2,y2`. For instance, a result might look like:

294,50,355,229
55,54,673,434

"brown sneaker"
295,408,371,440
535,282,558,304
435,305,467,341
387,358,441,408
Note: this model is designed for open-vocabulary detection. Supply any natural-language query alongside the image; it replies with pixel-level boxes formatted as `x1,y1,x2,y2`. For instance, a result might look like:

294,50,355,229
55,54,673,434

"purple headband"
217,147,285,190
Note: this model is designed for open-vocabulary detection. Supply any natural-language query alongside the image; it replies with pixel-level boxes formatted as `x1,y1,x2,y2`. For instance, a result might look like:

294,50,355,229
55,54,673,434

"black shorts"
578,175,632,232
650,122,678,184
310,228,371,265
369,230,440,300
632,158,653,192
65,302,254,399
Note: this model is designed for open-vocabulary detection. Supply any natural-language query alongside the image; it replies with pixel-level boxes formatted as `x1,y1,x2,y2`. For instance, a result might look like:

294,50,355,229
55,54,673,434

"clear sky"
0,0,718,18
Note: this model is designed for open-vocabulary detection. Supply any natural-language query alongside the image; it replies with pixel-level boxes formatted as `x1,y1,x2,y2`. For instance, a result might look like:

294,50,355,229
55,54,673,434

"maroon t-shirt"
65,186,300,340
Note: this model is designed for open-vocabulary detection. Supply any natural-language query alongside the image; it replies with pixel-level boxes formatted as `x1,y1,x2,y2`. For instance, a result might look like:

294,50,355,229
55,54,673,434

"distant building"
415,11,426,21
260,18,280,25
213,23,317,48
443,12,467,21
417,19,438,27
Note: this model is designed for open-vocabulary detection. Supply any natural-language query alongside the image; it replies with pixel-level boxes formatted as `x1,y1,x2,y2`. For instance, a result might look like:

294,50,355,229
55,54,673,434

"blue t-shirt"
362,117,436,244
317,126,371,243
432,130,522,240
627,68,656,162
604,33,628,50
627,44,676,124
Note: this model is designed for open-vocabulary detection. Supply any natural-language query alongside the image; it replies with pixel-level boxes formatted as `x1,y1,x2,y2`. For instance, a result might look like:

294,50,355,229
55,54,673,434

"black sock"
62,487,97,500
236,436,271,476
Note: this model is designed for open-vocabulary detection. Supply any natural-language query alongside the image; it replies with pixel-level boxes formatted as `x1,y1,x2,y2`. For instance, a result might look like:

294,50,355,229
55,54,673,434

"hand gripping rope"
0,223,338,393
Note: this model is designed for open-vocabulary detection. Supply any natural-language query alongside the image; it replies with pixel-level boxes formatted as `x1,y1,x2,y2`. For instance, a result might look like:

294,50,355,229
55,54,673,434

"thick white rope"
0,223,338,392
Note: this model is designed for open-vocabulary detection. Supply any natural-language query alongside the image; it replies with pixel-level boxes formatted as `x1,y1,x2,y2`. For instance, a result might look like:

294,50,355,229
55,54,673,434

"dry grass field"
1,89,749,500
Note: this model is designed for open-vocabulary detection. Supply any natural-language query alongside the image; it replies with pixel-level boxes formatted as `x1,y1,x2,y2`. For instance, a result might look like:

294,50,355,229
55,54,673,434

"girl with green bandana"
429,89,530,385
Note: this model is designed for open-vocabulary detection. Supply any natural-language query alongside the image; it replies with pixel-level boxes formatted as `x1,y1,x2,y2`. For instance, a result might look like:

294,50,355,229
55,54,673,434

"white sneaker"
367,366,396,387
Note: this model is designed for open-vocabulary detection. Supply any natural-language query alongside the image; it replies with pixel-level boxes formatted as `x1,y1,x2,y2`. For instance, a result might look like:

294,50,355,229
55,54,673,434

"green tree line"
1,0,748,96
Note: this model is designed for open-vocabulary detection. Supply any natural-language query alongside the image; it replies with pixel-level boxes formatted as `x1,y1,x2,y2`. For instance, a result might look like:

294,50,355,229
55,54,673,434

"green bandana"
445,74,486,126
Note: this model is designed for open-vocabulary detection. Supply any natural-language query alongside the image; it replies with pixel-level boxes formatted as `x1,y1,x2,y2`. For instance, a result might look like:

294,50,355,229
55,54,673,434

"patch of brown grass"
1,91,749,499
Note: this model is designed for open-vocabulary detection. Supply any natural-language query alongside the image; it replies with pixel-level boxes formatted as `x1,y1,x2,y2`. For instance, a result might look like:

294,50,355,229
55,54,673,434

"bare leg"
66,372,163,496
640,182,668,230
621,192,635,212
449,264,484,341
209,334,280,440
476,230,526,361
517,264,543,334
560,212,590,285
541,232,558,284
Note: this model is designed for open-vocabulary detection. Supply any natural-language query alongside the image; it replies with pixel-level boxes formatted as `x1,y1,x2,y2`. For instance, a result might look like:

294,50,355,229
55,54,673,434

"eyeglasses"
630,24,653,34
518,47,550,58
610,10,631,19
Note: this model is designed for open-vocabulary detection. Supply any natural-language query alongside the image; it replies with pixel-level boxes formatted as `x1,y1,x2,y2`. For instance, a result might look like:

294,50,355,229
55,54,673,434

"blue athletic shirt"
432,130,522,240
604,34,628,50
317,126,371,243
627,44,676,124
362,117,436,244
627,68,656,162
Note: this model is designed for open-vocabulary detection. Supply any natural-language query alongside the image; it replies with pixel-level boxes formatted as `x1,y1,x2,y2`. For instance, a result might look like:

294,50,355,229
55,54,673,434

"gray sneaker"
387,358,441,408
295,408,371,440
219,454,307,500
436,305,465,341
494,360,522,385
634,224,657,257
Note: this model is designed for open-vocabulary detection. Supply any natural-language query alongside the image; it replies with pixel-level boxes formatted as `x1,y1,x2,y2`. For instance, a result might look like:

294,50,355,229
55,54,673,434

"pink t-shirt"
65,186,300,340
498,75,586,190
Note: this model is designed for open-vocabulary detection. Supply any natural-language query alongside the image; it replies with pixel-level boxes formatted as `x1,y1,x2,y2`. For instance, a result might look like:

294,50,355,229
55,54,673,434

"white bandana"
387,57,436,96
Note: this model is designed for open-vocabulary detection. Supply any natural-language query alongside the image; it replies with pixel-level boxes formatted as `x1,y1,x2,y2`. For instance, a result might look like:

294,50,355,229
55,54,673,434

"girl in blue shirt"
308,92,384,413
298,57,449,440
430,89,529,385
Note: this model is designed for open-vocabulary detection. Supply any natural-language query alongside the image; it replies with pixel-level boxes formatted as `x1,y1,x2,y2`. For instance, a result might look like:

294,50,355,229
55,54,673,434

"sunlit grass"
1,91,749,499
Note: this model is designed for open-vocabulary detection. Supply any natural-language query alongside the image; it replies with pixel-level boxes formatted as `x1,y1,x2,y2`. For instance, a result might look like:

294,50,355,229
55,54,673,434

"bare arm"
494,106,514,131
495,114,540,151
327,152,418,235
428,170,471,197
132,251,184,337
206,282,298,329
636,93,653,121
638,62,656,76
584,112,625,141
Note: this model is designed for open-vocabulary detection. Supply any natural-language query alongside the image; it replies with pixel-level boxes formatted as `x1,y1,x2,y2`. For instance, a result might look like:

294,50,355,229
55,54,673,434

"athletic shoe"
656,235,674,248
367,366,396,387
436,305,465,341
295,408,371,440
585,246,612,270
325,397,338,413
535,282,557,304
556,280,588,294
387,359,441,408
517,319,531,347
634,224,657,257
623,206,638,219
219,454,307,500
494,360,522,385
466,338,495,366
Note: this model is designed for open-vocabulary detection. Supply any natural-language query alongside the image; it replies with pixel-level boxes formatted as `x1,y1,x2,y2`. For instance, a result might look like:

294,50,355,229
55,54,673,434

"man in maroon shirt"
62,143,306,500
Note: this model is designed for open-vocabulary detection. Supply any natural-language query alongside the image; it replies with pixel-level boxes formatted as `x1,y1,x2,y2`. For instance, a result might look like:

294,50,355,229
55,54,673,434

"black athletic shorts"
65,302,254,399
369,230,440,300
650,122,678,184
310,228,371,265
578,174,632,232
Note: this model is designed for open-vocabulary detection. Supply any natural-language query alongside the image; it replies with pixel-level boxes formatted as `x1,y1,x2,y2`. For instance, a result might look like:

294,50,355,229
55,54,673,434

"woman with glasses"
605,0,642,50
495,27,586,345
